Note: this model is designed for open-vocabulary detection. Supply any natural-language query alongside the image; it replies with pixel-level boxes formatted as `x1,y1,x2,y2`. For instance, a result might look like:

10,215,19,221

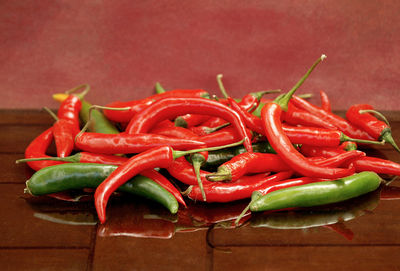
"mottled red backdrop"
1,0,399,110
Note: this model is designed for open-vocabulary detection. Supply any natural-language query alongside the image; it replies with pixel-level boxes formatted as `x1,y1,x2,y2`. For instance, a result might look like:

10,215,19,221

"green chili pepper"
80,100,120,134
25,163,178,214
250,171,381,212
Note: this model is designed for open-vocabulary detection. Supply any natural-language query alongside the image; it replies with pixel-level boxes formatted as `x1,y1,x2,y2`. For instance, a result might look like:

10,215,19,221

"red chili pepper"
346,104,400,152
238,90,281,112
150,125,202,141
104,89,210,123
53,119,75,158
57,94,82,135
95,141,245,223
290,95,375,140
261,55,355,179
75,132,207,154
125,97,253,152
187,171,293,202
284,102,336,129
189,123,230,136
319,90,332,112
23,128,63,171
200,126,253,148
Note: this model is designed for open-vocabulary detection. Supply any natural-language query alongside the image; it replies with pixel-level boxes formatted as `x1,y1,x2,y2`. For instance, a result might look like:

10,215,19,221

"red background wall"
1,0,399,110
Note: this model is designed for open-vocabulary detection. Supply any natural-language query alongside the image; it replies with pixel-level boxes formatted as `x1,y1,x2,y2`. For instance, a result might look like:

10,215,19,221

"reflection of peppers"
250,171,381,212
346,104,400,152
250,188,379,229
25,163,179,214
125,97,253,153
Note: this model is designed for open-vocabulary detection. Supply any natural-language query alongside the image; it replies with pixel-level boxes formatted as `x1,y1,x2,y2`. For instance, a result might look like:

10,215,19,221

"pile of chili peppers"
18,55,400,225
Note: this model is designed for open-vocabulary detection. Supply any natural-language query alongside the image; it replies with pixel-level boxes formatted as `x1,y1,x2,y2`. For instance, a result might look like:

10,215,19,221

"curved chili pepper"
290,95,375,140
238,90,281,112
125,97,253,152
23,128,63,171
75,132,207,154
261,55,355,179
346,104,400,152
187,171,293,202
319,90,332,112
95,140,245,223
104,89,210,123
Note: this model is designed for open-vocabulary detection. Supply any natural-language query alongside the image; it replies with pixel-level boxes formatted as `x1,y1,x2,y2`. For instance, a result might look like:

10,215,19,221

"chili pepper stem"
250,89,282,100
340,134,385,146
154,82,166,94
172,138,245,159
276,54,327,111
191,153,207,201
75,105,130,141
64,84,91,100
216,74,230,99
181,185,192,196
42,107,59,121
359,109,391,127
381,131,400,153
16,153,81,164
234,191,263,226
206,166,231,182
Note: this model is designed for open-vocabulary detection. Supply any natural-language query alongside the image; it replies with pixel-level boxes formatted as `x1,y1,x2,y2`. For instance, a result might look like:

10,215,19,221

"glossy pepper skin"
166,157,212,186
25,163,179,215
95,146,177,223
24,128,63,171
125,97,253,153
104,89,210,123
250,171,381,212
261,102,355,179
187,171,293,203
290,95,375,140
319,90,332,112
75,132,206,154
346,104,400,152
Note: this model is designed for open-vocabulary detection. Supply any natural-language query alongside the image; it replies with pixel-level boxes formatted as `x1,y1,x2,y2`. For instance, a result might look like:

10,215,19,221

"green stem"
43,107,59,121
250,89,281,100
16,153,82,164
234,191,262,226
191,153,207,201
64,84,90,100
359,109,390,127
155,82,166,94
340,134,385,145
172,139,245,159
276,54,327,111
216,74,230,99
75,105,130,142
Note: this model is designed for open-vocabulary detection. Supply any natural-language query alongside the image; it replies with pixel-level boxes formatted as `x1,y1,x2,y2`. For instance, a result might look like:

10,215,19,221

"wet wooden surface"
1,110,400,271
